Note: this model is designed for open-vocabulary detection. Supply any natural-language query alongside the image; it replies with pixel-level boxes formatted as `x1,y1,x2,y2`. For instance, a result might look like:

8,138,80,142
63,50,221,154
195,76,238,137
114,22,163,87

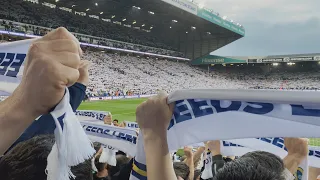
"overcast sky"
195,0,320,56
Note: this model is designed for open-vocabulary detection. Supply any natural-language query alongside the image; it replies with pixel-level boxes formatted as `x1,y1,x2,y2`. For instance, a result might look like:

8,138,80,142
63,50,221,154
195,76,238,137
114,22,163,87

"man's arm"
283,138,308,174
0,27,82,155
183,147,194,180
207,140,225,177
0,90,39,154
192,146,205,167
136,92,176,180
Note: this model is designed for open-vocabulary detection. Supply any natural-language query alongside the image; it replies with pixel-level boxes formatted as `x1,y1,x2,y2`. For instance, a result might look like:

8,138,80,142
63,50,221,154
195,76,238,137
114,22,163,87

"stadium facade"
192,53,320,65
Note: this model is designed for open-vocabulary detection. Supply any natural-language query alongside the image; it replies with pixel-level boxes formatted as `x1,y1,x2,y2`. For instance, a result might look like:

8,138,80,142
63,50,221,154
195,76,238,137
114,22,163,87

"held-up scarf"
80,121,137,157
0,40,96,180
75,110,110,121
129,89,320,180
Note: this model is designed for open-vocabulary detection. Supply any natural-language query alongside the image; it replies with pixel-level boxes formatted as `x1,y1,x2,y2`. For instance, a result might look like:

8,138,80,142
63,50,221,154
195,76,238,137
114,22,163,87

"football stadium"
0,0,320,179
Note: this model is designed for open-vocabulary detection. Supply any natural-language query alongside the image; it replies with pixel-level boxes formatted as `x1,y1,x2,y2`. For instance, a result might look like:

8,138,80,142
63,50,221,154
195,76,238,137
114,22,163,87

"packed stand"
0,0,184,57
83,51,320,97
84,51,241,97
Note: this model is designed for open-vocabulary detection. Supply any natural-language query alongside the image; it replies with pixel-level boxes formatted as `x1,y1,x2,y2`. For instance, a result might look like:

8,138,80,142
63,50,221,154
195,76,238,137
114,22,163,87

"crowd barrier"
88,94,156,101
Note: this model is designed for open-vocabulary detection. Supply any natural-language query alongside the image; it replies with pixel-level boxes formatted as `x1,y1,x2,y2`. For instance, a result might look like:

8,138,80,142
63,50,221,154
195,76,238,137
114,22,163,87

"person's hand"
136,91,175,137
284,138,309,159
119,122,126,128
14,27,81,116
184,146,193,158
77,60,90,86
207,140,221,156
136,92,177,180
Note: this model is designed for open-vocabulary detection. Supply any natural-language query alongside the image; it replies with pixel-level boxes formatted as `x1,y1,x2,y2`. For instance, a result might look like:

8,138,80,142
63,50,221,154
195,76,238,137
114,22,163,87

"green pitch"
79,98,147,122
79,99,320,147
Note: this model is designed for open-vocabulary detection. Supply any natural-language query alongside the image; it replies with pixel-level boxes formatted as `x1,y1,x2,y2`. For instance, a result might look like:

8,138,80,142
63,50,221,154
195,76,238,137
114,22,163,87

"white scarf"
99,145,117,166
47,88,95,180
75,110,110,121
80,121,137,157
0,39,96,180
130,89,320,180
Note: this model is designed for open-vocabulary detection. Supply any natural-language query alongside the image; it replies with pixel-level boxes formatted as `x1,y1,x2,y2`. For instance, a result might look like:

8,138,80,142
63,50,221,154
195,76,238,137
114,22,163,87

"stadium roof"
46,0,245,60
191,53,320,65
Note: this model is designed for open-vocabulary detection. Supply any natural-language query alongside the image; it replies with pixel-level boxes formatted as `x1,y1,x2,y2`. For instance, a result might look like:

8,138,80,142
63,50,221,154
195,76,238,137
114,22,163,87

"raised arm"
0,27,81,154
207,140,226,177
283,138,308,174
183,146,194,180
192,146,206,167
136,92,176,180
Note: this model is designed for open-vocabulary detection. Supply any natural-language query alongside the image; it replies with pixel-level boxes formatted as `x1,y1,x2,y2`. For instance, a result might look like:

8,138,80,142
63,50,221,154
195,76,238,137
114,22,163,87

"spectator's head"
214,151,285,180
0,135,92,180
93,142,102,153
94,155,108,177
107,154,130,177
194,169,201,180
173,162,190,180
113,119,119,126
103,114,112,125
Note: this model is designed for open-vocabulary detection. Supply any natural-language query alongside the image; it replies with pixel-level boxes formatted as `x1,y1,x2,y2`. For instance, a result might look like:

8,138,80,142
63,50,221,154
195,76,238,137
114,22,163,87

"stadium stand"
0,0,184,57
0,38,319,97
84,51,320,97
0,0,245,60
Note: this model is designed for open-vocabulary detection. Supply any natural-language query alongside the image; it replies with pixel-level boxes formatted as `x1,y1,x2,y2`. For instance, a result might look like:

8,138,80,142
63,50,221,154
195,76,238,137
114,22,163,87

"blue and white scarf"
0,39,33,95
75,110,110,121
81,121,137,157
129,89,320,180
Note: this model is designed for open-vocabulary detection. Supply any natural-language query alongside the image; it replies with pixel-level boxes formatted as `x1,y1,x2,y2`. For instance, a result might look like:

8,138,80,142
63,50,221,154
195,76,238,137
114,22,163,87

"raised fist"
136,91,175,136
15,27,82,116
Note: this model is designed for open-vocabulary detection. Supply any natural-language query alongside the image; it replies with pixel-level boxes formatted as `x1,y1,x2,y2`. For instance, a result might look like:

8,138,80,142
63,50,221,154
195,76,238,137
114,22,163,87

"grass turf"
79,98,147,122
79,99,320,147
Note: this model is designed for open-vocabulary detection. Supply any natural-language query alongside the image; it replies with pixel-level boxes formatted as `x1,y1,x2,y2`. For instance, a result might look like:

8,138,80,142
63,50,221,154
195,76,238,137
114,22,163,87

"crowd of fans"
0,0,184,57
83,51,320,97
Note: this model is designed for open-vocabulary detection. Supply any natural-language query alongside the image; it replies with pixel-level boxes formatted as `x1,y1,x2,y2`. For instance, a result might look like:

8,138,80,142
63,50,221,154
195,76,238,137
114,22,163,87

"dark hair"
94,155,107,172
214,151,285,180
241,151,284,173
93,142,102,152
113,119,119,123
107,154,130,177
173,162,190,180
116,150,127,156
194,169,201,180
0,135,92,180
